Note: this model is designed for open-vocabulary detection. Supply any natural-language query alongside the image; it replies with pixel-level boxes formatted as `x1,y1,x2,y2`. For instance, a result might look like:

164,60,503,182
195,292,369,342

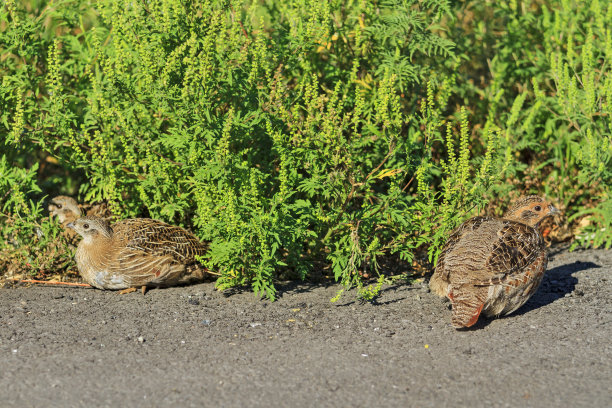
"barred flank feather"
449,286,488,328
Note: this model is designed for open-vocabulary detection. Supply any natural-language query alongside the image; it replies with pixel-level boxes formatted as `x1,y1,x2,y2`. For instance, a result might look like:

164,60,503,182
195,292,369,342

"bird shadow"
511,260,599,316
218,281,336,300
458,259,599,330
272,279,412,306
274,280,336,296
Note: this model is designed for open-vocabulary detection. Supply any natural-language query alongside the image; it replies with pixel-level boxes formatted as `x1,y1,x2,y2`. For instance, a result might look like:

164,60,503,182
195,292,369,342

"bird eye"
83,223,89,229
56,204,63,209
534,205,542,211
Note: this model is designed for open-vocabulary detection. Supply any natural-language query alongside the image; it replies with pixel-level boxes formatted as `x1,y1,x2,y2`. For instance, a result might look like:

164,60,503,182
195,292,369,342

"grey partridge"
47,195,84,245
430,196,560,328
68,216,210,294
49,196,116,245
48,196,82,225
48,195,114,223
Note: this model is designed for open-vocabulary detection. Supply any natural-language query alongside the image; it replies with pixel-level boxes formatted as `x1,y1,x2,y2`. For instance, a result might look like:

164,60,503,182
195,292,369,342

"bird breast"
75,241,128,289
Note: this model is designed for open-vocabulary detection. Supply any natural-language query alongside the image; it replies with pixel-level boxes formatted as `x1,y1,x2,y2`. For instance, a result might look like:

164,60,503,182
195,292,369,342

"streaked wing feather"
474,220,544,286
114,219,207,262
435,216,491,279
115,248,186,287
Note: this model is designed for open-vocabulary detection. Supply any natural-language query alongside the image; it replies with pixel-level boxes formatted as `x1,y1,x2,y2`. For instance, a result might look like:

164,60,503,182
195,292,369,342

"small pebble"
201,320,211,326
137,336,145,343
249,322,262,328
188,299,200,306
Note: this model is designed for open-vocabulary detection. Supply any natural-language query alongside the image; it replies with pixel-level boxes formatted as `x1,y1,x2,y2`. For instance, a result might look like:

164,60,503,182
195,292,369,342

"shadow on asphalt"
513,260,600,316
456,259,600,330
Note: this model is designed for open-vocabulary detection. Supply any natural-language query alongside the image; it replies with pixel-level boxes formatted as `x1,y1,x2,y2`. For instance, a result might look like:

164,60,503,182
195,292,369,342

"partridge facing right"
430,196,559,328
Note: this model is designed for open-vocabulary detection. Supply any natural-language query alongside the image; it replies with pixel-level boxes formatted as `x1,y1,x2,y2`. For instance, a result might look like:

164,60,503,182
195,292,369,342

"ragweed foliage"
1,0,609,298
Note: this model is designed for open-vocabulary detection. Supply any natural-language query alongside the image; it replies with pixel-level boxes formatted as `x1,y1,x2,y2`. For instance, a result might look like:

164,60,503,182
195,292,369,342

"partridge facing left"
430,196,559,329
68,216,210,294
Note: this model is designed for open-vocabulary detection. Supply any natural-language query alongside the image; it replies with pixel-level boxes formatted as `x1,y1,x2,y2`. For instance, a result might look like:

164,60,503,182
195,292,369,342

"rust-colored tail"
449,287,488,328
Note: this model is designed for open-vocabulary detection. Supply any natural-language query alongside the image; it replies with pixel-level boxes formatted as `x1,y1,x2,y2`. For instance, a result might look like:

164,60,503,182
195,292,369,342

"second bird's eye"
83,223,89,229
56,204,63,209
534,205,542,211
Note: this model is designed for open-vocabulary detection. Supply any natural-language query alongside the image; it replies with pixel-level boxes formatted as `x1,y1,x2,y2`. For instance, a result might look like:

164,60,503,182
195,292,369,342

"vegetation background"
1,0,610,299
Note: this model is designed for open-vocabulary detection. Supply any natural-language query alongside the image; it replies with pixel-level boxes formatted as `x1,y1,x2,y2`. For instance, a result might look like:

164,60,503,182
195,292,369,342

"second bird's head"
48,196,82,224
67,216,112,244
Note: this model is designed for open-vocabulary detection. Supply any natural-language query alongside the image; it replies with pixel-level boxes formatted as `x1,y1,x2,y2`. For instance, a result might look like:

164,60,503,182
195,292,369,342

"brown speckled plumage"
430,196,559,328
69,216,210,292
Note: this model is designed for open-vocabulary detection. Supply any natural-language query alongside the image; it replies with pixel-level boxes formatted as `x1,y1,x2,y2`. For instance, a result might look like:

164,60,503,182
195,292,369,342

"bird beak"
548,205,560,215
67,222,75,230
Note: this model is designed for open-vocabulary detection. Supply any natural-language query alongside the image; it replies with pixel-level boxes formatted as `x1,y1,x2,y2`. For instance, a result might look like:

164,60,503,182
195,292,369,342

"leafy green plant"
0,156,73,278
489,0,612,248
1,0,609,298
541,0,612,248
442,0,611,248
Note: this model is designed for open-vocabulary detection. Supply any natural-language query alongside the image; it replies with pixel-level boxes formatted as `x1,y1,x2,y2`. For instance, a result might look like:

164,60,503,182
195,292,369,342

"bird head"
48,196,82,224
67,216,112,244
504,195,560,227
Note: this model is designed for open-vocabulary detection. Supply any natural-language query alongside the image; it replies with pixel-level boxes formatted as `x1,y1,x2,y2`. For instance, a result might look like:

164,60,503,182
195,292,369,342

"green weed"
1,0,610,298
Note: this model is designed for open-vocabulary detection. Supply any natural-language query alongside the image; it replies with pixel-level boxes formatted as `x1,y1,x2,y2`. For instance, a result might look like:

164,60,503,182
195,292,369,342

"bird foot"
118,286,148,295
118,287,137,295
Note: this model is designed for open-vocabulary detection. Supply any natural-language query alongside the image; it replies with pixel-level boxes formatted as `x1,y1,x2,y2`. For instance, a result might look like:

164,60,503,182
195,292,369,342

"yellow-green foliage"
443,0,611,249
1,0,610,299
513,0,612,248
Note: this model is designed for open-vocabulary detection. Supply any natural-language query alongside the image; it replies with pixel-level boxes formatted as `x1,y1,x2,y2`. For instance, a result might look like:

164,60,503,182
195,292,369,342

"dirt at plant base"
0,246,610,407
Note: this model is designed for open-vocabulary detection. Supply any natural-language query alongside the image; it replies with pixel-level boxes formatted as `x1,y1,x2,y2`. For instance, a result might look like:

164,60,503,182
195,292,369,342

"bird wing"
114,219,208,263
113,250,183,287
434,216,491,282
83,202,114,220
473,220,544,286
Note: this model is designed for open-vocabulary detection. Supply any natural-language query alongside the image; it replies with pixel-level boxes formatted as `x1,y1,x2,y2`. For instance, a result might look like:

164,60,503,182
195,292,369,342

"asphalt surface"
0,246,610,407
